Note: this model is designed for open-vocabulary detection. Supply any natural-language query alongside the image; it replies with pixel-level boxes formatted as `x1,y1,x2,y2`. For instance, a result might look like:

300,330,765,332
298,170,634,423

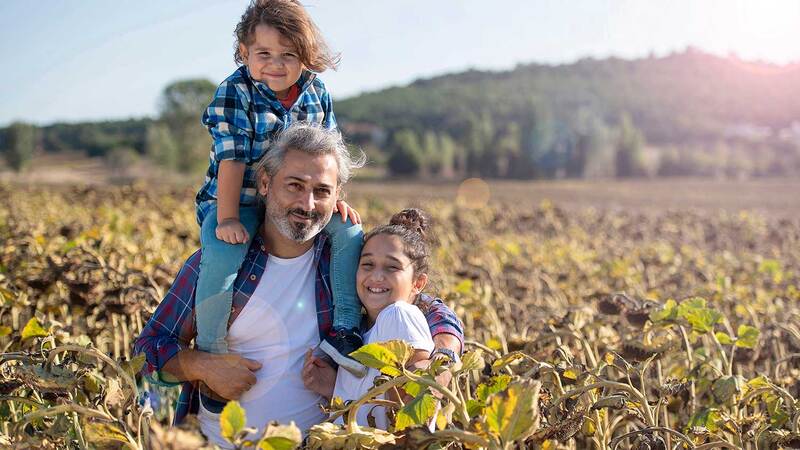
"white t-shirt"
199,247,325,449
332,301,435,429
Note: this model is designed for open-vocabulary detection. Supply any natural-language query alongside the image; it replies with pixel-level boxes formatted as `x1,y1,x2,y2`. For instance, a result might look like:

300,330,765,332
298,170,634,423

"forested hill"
3,49,800,179
335,49,800,178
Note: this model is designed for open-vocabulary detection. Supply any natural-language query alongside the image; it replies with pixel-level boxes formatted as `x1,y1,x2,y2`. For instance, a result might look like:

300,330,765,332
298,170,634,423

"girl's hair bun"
389,208,428,239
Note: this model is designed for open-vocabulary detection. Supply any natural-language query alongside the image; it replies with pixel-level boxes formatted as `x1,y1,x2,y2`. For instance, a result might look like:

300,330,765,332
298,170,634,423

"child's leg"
195,205,262,354
324,213,364,330
318,213,367,377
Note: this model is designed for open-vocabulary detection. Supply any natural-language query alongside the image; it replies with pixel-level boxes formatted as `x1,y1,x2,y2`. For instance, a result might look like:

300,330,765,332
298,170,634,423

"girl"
302,208,440,429
194,0,366,381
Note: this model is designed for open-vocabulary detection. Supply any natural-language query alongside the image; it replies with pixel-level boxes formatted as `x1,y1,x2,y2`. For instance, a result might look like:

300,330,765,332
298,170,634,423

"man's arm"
133,251,261,399
418,293,464,355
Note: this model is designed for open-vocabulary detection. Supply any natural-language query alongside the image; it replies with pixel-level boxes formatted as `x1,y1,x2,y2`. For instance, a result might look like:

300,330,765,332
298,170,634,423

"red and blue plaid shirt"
133,233,464,425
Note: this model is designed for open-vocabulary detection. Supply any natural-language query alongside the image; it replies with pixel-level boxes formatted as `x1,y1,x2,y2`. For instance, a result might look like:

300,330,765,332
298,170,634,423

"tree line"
3,49,800,179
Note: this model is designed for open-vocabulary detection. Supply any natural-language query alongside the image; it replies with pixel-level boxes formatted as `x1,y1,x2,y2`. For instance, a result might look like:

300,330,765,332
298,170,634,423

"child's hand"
335,200,361,225
302,349,336,400
216,218,250,244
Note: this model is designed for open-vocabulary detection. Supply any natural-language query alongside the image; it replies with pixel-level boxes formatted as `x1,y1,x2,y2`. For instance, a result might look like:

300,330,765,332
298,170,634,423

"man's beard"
265,192,330,243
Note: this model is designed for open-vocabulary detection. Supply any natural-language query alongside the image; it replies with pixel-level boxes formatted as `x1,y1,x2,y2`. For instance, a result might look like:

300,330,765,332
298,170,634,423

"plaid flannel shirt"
133,234,464,425
195,66,337,225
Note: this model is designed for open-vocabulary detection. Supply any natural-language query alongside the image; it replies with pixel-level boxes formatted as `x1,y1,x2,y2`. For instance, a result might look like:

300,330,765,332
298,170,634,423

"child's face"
357,234,427,320
239,24,304,98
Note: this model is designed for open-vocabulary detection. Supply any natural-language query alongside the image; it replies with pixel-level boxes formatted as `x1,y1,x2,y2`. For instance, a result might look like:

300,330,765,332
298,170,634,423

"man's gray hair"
255,122,366,186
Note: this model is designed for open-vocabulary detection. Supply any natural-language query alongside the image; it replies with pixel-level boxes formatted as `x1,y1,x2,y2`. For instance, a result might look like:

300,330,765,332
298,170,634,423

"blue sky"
1,0,799,126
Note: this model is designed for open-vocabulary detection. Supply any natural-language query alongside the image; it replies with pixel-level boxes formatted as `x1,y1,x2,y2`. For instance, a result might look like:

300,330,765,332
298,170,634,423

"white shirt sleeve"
370,302,435,354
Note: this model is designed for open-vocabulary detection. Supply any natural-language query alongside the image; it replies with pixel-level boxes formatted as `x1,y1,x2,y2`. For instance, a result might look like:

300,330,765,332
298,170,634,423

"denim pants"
194,205,364,355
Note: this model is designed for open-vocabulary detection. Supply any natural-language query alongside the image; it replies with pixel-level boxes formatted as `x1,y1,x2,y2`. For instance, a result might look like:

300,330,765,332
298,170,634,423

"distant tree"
614,114,647,178
105,146,139,178
156,79,216,174
387,129,424,175
3,122,38,172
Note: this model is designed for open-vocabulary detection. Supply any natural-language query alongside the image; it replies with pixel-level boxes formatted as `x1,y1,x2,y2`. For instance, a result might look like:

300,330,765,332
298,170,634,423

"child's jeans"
194,205,364,354
195,205,262,354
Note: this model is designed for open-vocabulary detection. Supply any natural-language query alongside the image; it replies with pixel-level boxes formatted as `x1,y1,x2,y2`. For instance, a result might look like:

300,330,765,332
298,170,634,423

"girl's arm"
216,160,248,244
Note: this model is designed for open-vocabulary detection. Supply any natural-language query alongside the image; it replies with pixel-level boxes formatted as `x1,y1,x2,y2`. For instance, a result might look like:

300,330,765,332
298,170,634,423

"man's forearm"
433,332,462,355
161,349,205,383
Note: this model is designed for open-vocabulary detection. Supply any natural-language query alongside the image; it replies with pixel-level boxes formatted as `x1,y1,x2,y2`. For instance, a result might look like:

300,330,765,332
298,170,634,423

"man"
134,123,463,444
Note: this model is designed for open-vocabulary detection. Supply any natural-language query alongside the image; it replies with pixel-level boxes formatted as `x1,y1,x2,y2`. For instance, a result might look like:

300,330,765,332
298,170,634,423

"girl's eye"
360,262,373,268
387,266,401,272
284,53,298,59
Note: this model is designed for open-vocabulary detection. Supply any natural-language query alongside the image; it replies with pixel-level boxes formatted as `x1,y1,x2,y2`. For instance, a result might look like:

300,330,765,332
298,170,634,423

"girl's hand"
302,349,336,400
335,200,361,225
216,218,250,244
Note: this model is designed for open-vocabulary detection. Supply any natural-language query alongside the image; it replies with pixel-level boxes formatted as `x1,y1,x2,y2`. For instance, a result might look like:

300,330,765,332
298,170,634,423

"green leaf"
457,349,485,373
0,325,11,337
735,325,760,349
121,353,146,380
258,437,298,450
477,374,512,402
687,408,722,433
466,399,484,418
21,317,48,340
715,332,733,345
350,340,412,377
395,392,438,431
649,298,678,323
220,401,247,442
677,297,722,333
711,375,743,405
484,380,541,444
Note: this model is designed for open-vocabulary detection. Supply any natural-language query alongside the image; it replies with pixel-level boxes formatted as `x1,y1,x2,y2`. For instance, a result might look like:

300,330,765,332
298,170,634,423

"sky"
1,0,799,126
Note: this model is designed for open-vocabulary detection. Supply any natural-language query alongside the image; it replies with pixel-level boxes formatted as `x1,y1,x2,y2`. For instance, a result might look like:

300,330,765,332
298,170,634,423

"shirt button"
260,245,266,251
249,274,257,281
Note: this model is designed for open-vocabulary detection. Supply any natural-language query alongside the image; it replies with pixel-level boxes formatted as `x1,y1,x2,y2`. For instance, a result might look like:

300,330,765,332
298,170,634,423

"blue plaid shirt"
195,66,337,225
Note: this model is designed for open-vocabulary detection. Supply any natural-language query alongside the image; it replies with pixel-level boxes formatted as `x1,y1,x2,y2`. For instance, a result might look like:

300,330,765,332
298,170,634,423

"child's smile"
240,24,303,99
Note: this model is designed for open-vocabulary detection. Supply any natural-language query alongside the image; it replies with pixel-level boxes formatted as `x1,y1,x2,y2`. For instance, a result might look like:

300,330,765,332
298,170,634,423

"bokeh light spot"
456,178,491,209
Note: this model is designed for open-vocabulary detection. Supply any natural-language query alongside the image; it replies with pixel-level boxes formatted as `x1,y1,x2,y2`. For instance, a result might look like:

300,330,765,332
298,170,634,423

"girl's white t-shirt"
332,301,435,429
198,247,325,449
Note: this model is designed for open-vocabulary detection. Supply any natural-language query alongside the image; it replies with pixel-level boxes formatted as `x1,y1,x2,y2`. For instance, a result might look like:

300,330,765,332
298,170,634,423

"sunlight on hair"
456,178,491,209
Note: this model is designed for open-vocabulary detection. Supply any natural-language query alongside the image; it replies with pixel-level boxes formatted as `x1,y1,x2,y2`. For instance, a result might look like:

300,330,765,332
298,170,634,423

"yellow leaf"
220,401,247,442
21,317,49,340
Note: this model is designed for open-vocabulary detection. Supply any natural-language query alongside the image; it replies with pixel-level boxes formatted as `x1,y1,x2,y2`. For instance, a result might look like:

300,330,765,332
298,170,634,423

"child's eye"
387,266,401,271
360,262,373,268
284,53,298,59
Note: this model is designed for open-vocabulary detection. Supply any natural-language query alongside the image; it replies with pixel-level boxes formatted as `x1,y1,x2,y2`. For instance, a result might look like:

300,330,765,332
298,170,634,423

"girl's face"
239,24,304,98
357,234,427,321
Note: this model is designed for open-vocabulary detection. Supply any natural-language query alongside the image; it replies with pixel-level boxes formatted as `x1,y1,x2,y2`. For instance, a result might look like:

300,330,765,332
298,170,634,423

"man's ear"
257,169,270,197
413,273,428,295
239,42,249,61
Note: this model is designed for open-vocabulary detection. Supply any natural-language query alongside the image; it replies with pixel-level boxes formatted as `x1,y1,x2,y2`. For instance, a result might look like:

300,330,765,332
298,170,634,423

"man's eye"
315,188,330,197
288,183,301,191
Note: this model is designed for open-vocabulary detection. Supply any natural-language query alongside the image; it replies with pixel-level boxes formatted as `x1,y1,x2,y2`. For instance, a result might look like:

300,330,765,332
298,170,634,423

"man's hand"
216,217,250,244
302,349,336,400
335,200,361,225
201,353,262,400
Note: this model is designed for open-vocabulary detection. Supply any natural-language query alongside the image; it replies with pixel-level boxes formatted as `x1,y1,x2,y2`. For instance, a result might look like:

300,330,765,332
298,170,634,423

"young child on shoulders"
302,208,442,429
194,0,367,394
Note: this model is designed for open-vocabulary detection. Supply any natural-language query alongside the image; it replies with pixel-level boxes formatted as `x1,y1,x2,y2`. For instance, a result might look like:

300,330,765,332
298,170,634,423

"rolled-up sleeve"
202,81,253,162
419,294,465,354
133,252,200,386
319,84,337,131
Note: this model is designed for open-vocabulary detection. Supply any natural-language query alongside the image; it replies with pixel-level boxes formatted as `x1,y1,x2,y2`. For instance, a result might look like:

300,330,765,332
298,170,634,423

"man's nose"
299,191,315,211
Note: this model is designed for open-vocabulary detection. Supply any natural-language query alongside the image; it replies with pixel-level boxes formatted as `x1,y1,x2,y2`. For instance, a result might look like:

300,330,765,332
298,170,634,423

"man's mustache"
288,208,321,220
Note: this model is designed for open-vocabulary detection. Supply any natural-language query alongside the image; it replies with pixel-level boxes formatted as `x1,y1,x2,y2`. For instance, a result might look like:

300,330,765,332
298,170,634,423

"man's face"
259,149,339,243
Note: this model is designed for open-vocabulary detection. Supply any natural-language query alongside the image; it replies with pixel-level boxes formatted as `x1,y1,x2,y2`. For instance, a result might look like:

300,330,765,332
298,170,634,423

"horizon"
1,0,799,127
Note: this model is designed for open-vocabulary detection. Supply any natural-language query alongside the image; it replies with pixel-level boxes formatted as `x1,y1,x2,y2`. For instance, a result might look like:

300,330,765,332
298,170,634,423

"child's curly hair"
363,209,434,277
234,0,340,72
